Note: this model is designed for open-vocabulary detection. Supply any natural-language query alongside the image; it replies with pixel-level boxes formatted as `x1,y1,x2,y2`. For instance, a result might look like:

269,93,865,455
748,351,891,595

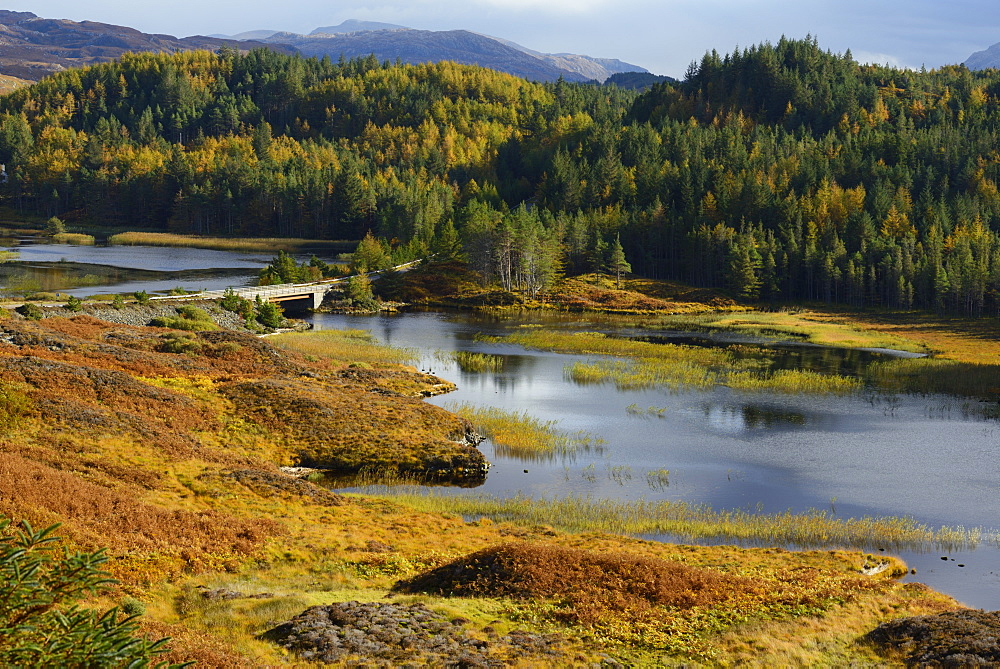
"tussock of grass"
446,402,603,461
371,492,988,552
436,350,505,373
271,329,417,366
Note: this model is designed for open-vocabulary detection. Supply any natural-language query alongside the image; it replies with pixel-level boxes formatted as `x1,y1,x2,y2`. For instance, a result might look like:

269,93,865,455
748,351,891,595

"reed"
435,350,505,373
270,329,417,365
446,402,603,461
107,231,351,253
51,233,95,245
371,491,991,552
0,249,17,262
725,369,862,395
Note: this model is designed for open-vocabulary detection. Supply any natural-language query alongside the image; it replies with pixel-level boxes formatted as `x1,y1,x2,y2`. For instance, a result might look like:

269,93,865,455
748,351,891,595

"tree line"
1,39,1000,314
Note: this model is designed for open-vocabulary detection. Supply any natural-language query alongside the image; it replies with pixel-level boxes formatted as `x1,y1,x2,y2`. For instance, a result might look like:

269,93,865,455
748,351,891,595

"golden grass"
491,330,861,395
106,231,352,253
270,328,417,366
369,491,988,552
51,232,96,245
446,402,603,460
0,308,973,666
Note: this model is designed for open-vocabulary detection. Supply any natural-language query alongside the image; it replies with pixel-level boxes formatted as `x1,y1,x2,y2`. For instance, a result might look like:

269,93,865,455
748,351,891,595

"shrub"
150,306,218,332
64,295,83,312
0,517,180,667
160,332,203,354
16,303,43,320
111,293,125,309
44,216,66,236
254,295,284,329
134,290,150,305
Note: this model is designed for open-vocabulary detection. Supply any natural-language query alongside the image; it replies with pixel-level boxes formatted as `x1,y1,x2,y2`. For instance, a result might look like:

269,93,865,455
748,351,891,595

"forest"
2,37,1000,315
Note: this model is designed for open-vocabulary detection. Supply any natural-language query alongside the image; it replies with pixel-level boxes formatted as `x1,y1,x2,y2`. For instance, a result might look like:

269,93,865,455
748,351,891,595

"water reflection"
306,309,1000,608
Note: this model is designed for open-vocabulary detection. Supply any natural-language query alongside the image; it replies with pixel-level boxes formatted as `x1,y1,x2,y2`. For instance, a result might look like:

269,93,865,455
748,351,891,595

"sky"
5,0,998,78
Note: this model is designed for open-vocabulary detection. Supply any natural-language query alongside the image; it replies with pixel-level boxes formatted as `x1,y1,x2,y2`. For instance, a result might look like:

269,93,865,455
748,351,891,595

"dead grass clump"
866,609,1000,665
394,541,747,625
139,620,255,668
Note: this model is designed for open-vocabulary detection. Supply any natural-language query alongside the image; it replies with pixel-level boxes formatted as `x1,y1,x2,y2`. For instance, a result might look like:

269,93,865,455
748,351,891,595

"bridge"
152,259,421,312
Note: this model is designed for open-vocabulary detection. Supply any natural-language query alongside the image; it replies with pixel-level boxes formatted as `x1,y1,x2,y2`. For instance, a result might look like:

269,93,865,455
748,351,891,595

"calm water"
308,309,1000,609
0,240,328,296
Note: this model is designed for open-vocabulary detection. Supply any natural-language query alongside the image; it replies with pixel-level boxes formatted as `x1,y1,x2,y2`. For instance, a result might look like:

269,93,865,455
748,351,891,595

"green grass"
446,402,603,461
367,491,991,552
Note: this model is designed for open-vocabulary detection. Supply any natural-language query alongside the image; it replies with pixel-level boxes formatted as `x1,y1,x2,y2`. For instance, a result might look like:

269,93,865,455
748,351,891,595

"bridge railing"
149,258,424,302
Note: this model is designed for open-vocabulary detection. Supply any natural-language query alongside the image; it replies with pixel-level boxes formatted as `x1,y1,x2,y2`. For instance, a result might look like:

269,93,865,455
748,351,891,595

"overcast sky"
6,0,998,78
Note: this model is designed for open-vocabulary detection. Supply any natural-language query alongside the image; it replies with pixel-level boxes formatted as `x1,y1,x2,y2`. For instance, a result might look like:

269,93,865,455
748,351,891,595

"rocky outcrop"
261,601,565,666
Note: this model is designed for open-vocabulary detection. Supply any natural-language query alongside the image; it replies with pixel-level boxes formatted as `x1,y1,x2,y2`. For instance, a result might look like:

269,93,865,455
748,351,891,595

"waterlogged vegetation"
436,349,505,373
107,232,351,254
486,329,864,395
370,491,991,553
446,402,604,461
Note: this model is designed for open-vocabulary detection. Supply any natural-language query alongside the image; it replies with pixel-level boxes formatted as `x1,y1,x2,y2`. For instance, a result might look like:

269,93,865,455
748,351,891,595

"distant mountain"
477,34,646,81
310,20,408,35
965,42,1000,70
0,10,290,81
0,11,651,85
261,28,596,82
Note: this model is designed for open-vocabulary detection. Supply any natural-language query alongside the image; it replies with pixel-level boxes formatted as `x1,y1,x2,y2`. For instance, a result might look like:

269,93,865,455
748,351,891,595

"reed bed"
51,232,95,245
435,350,505,373
866,358,1000,399
371,491,990,552
107,231,351,253
492,328,863,396
0,249,17,262
270,329,417,365
568,358,719,391
725,369,862,395
446,402,603,461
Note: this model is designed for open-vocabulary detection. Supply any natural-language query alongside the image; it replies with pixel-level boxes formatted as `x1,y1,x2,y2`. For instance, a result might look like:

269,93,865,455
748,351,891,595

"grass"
489,330,862,395
436,350,505,373
653,309,929,354
370,491,990,552
270,328,417,366
0,308,977,666
0,250,18,262
107,231,354,253
51,233,95,245
446,402,603,461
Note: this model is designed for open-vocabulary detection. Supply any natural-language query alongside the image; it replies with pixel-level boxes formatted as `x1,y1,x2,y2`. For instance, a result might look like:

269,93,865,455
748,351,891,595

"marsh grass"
373,492,990,552
726,369,862,395
51,232,95,245
107,231,352,253
271,329,417,365
435,350,505,373
492,329,863,396
0,249,18,262
446,402,604,461
866,358,1000,400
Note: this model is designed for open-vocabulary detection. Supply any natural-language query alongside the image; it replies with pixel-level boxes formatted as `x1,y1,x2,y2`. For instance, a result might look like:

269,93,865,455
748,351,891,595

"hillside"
2,39,1000,317
965,41,1000,69
0,10,289,81
0,304,962,665
263,28,596,82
